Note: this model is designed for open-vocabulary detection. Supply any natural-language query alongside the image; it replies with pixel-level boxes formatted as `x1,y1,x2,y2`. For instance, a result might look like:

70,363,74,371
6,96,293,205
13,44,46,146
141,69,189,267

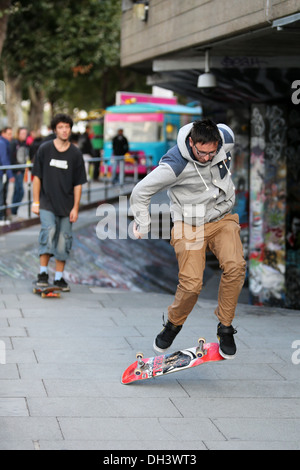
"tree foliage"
0,0,11,57
3,0,121,78
1,0,146,119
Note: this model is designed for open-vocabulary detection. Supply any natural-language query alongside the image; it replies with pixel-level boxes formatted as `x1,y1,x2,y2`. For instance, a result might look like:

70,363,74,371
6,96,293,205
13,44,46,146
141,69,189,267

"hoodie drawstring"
193,161,209,191
193,155,232,189
222,157,232,176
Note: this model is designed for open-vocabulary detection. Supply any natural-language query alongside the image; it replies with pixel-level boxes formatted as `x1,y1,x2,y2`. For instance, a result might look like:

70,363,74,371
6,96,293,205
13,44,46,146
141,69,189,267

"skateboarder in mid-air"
130,119,246,360
32,114,87,291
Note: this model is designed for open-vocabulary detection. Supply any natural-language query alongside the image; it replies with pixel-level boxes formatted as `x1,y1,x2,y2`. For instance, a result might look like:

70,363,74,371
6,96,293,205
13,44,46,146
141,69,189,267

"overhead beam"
272,13,300,28
153,56,300,71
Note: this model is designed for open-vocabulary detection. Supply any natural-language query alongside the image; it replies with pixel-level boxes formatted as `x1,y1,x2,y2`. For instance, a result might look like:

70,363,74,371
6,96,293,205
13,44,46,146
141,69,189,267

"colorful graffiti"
249,104,287,307
285,107,300,309
249,106,265,304
229,107,250,266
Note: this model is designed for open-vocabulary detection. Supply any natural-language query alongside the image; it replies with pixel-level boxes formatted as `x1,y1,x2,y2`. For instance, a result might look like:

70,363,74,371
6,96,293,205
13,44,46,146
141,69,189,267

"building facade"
120,0,300,309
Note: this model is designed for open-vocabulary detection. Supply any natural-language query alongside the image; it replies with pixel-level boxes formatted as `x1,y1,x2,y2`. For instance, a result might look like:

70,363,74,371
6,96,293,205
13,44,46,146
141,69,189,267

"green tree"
1,0,147,130
0,0,10,57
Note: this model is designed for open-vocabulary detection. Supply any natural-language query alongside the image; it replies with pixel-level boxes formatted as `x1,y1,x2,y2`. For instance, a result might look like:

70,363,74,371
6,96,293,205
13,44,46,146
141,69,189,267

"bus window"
104,120,163,143
157,124,163,141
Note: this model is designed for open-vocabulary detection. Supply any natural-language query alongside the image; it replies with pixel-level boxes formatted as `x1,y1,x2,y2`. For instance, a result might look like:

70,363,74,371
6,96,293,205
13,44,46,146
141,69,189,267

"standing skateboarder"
32,113,87,291
130,119,246,359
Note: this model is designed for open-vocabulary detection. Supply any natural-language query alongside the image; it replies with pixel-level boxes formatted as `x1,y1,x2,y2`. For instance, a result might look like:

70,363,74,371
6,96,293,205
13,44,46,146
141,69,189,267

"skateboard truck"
134,352,145,376
196,337,206,358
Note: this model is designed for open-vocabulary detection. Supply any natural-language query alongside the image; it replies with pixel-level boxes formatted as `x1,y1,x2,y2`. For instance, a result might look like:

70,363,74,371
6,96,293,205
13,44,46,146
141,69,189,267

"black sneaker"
217,322,237,359
36,272,49,287
54,278,70,292
153,320,182,353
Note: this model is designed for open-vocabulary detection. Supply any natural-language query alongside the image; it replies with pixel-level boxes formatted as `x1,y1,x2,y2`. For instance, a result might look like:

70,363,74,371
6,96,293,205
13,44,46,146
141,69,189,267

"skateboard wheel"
33,288,37,294
57,293,61,298
136,352,144,359
41,293,46,298
134,368,142,376
196,337,206,358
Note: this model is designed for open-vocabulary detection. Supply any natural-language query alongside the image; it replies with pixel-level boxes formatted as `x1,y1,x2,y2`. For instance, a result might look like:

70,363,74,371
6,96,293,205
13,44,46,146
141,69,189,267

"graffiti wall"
285,107,300,309
249,104,287,306
227,107,250,286
249,105,265,304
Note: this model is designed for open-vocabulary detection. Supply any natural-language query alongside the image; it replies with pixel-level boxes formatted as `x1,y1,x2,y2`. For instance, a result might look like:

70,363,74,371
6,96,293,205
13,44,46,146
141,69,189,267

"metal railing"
0,155,153,221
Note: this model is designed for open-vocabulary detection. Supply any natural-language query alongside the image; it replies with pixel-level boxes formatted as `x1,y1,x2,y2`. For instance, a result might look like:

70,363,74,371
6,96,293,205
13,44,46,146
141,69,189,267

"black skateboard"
33,284,62,298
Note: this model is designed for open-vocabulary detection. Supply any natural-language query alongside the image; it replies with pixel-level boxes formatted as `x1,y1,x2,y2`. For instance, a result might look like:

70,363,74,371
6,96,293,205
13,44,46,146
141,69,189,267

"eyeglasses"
193,143,217,160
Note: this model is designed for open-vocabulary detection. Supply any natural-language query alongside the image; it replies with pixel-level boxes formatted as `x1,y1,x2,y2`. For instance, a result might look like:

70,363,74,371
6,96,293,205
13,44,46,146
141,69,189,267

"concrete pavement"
0,214,299,450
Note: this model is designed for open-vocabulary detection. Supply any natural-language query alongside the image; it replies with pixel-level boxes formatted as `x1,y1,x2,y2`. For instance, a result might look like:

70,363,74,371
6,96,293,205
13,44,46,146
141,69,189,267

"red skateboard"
121,338,224,384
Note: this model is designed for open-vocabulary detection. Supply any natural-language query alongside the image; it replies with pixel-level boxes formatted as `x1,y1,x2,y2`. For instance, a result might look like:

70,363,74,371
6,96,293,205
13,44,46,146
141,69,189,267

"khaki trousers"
168,213,246,327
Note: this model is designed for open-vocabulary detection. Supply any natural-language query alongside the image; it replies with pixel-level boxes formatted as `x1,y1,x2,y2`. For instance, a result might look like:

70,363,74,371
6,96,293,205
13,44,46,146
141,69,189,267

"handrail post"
3,170,7,221
27,166,32,218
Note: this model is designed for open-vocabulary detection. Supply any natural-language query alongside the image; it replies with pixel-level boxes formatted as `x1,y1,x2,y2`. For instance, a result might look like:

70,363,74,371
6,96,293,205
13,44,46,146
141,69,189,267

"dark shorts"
39,209,73,261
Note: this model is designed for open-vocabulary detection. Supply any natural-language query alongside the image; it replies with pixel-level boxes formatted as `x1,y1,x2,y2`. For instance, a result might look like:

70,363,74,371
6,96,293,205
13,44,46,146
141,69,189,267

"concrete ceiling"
132,14,300,105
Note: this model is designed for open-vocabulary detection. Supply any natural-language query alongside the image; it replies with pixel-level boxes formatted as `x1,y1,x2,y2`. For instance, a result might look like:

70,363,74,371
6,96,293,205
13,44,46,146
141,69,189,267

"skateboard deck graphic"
33,284,62,298
121,338,224,385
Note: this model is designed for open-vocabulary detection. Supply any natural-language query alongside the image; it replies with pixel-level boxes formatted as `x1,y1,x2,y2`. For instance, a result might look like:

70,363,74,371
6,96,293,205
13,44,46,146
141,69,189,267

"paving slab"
0,398,29,417
0,417,63,440
0,212,300,450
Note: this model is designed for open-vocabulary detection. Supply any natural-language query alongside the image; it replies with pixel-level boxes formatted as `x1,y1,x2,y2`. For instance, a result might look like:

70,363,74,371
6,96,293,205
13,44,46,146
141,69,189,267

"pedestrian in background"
79,125,94,180
29,129,43,162
10,127,29,216
0,127,14,223
112,128,129,184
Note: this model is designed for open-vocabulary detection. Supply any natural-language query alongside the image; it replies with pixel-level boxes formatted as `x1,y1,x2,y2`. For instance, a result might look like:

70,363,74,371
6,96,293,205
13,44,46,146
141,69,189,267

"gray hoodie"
130,122,236,234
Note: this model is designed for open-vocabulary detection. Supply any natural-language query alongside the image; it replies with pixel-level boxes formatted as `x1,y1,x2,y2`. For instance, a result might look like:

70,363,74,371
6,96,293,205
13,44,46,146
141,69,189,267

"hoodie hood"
177,122,235,166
